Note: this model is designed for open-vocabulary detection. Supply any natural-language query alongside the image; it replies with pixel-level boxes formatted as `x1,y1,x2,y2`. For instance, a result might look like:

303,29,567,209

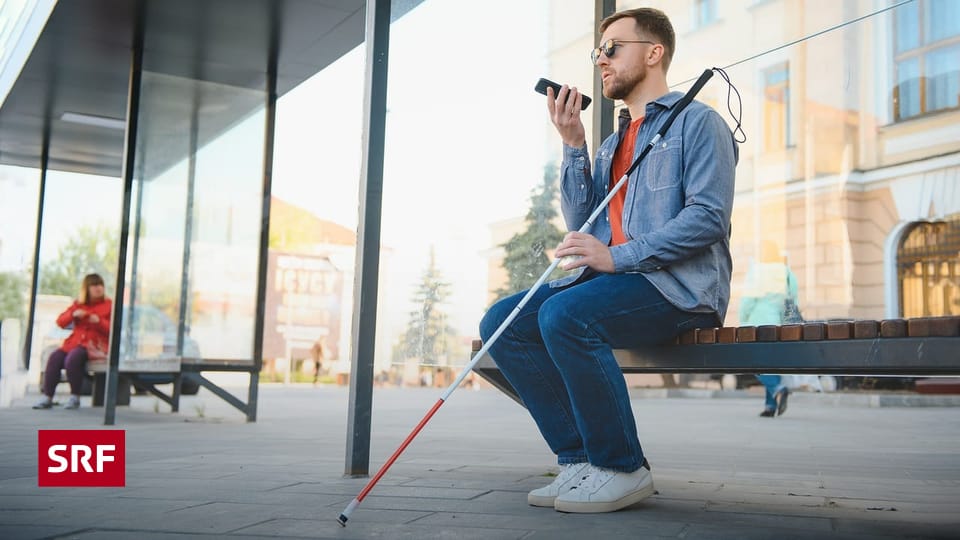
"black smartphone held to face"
535,78,592,110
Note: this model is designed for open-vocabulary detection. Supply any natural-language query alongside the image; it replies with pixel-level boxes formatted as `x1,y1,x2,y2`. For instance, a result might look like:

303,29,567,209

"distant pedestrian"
738,241,800,417
311,338,326,385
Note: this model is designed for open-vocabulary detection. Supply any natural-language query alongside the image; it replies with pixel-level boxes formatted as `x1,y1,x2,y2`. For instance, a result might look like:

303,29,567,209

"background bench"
52,357,192,407
471,316,960,404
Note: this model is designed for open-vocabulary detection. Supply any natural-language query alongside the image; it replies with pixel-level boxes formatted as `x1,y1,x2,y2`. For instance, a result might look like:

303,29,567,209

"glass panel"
763,63,790,150
269,50,363,384
896,56,921,119
121,70,265,370
370,0,559,387
0,165,40,372
895,0,919,53
589,0,959,330
925,44,960,112
33,170,121,377
267,0,958,391
925,0,960,44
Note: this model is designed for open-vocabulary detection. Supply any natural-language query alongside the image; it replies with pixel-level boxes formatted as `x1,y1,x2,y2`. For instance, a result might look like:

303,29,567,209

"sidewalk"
1,386,958,539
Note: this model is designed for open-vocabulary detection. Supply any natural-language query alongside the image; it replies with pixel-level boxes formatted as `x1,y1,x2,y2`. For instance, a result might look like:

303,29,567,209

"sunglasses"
591,39,656,64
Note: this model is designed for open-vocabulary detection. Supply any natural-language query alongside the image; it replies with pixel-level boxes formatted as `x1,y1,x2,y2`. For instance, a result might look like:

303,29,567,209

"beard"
602,64,646,101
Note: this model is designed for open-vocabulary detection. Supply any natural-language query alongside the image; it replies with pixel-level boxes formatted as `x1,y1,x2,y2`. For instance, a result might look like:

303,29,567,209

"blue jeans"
479,273,717,473
756,374,784,411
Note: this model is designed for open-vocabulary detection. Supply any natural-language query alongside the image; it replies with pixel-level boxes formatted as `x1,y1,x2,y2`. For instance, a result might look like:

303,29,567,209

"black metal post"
344,0,390,477
172,86,201,414
22,130,50,372
249,0,282,423
105,2,145,425
592,0,616,151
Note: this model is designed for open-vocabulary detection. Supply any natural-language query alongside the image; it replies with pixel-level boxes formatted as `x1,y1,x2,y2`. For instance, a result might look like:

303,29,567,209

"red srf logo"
38,430,125,487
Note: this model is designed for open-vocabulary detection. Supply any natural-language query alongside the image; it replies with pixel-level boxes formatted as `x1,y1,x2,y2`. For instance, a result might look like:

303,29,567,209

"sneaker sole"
554,482,655,513
527,493,557,507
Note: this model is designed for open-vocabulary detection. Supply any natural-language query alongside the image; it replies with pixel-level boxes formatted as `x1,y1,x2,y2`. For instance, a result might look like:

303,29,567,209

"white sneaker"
527,462,589,507
554,461,655,513
64,395,80,410
32,397,54,410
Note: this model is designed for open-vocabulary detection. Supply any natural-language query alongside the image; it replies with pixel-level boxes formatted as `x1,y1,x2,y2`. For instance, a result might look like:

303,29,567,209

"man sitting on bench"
479,8,737,514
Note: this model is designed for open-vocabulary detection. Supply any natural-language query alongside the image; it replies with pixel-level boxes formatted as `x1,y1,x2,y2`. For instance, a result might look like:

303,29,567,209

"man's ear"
647,43,665,67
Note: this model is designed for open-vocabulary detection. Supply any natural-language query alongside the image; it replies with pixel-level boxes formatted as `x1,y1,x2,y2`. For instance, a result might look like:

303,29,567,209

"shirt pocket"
644,135,682,191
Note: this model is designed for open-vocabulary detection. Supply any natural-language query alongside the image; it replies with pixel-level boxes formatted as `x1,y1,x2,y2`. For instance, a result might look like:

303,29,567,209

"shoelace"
554,463,587,486
570,465,615,493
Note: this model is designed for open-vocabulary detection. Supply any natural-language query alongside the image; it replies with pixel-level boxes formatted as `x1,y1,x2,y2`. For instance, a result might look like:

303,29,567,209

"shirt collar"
617,91,686,127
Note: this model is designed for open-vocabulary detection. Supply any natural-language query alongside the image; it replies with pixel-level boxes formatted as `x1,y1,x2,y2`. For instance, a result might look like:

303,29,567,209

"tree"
494,162,567,302
396,247,457,367
0,271,27,321
39,224,119,297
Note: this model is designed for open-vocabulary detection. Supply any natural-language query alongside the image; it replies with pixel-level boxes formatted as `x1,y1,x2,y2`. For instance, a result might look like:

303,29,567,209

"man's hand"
556,232,614,273
547,85,586,148
88,314,100,324
73,309,87,319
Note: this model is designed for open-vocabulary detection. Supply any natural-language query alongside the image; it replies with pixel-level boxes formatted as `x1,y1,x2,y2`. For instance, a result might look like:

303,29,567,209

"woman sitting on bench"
34,273,112,410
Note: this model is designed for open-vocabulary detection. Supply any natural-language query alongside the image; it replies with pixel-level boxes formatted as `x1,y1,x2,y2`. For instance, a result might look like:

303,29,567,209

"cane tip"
337,514,348,527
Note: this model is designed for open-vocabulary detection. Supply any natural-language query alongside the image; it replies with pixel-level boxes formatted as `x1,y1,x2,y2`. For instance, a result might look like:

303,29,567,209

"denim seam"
505,315,584,462
578,321,643,473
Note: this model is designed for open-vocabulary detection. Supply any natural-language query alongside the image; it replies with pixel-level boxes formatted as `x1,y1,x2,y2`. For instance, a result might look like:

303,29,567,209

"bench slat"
471,317,960,403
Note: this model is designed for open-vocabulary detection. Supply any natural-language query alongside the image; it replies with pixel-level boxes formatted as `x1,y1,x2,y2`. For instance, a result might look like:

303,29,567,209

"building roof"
0,0,420,179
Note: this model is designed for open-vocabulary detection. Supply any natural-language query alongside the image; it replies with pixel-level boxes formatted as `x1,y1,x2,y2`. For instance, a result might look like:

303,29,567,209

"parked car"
39,305,201,395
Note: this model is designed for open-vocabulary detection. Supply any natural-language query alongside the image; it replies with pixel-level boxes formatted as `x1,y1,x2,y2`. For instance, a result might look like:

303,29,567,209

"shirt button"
580,183,585,189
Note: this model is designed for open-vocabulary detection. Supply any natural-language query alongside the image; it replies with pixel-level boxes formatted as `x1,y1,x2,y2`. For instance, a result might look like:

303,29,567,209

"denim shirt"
554,91,739,323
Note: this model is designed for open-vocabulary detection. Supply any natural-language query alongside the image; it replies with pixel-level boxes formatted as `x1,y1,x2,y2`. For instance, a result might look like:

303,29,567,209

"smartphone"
535,78,592,110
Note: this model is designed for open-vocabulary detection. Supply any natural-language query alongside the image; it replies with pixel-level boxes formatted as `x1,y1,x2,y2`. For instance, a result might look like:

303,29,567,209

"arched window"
897,215,960,318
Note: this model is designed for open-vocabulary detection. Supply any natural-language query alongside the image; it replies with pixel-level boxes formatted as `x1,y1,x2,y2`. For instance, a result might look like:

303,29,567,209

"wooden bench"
471,316,960,404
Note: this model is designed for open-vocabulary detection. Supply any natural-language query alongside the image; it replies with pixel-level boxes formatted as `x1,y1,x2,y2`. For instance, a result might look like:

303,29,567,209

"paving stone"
1,386,958,539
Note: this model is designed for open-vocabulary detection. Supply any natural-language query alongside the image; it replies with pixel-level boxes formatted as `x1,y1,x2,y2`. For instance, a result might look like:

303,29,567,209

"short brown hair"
599,8,675,72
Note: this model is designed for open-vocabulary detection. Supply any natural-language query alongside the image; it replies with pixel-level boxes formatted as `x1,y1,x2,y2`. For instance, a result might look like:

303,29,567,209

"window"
893,0,960,121
692,0,717,29
762,63,791,150
897,216,960,318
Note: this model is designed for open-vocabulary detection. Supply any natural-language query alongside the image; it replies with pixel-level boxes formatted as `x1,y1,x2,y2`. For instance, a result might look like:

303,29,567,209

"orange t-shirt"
609,116,644,246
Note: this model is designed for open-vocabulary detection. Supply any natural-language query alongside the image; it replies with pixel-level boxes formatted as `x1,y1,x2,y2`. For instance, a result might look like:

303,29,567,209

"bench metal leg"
91,374,131,406
92,373,106,406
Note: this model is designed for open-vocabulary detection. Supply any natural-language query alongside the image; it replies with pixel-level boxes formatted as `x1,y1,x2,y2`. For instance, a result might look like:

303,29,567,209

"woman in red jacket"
34,273,112,410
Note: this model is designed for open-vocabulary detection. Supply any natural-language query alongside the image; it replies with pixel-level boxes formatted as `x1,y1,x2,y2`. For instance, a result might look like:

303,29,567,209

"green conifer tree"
493,163,566,302
398,246,456,366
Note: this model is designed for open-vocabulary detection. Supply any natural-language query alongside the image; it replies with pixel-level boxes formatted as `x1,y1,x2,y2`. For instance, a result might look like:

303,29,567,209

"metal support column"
173,88,201,414
344,0,391,477
105,2,145,425
249,0,282,423
22,128,50,371
592,0,616,151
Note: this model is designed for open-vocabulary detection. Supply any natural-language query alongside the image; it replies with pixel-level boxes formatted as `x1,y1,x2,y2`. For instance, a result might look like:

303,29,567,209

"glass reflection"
122,71,265,369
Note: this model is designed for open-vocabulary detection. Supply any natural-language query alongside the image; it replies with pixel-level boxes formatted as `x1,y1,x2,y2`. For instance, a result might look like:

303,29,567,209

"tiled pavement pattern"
1,385,958,539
